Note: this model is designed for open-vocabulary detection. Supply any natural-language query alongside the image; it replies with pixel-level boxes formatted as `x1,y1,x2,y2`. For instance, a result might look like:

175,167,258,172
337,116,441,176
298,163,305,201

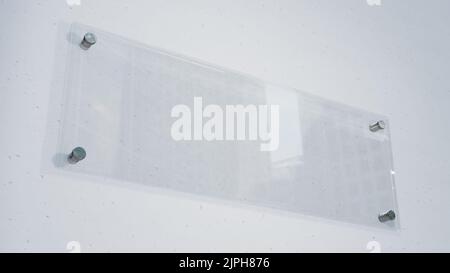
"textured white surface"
1,0,450,252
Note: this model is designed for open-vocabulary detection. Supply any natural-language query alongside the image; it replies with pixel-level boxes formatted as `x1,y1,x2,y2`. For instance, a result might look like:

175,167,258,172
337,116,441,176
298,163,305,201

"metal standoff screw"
80,33,96,50
369,120,386,132
378,210,396,223
68,147,87,164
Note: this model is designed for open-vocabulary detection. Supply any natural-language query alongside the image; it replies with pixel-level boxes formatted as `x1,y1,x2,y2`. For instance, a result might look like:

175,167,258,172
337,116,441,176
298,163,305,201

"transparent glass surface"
57,23,399,229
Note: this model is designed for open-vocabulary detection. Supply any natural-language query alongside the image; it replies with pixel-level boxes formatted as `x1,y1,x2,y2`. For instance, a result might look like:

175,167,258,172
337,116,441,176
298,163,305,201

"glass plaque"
54,23,399,229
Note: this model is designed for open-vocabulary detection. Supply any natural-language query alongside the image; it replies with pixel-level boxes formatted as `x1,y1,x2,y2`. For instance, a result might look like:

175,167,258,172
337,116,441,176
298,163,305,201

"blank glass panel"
56,23,399,229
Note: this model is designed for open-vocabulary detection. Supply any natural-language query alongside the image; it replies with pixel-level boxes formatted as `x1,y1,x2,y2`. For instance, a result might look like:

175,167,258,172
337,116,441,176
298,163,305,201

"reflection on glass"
58,23,398,229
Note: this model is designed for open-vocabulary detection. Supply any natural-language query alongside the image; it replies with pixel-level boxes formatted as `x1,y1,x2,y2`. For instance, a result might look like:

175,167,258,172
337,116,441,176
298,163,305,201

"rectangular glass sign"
54,23,399,229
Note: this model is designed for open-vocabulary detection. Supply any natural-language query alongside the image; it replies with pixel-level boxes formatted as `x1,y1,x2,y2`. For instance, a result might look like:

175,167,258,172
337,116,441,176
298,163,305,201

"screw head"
370,120,386,132
376,120,385,129
80,33,97,50
378,210,396,222
68,147,86,164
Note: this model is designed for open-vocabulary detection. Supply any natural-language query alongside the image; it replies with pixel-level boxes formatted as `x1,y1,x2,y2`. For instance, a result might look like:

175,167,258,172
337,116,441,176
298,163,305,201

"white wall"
1,0,449,252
